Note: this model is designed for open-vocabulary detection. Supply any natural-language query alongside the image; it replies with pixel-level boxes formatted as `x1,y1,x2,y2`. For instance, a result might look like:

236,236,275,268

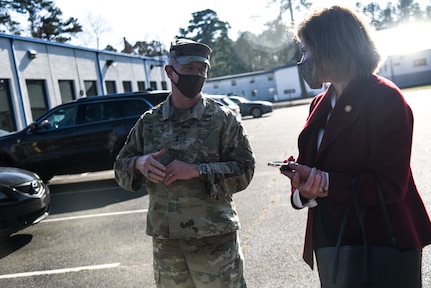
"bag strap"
331,205,350,283
351,178,371,285
350,176,397,285
374,176,397,247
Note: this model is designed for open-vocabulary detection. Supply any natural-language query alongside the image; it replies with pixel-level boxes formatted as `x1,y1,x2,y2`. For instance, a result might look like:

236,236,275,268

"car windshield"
221,97,237,106
233,97,249,103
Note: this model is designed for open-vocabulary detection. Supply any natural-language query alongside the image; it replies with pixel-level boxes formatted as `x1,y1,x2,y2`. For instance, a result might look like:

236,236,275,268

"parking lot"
0,88,430,287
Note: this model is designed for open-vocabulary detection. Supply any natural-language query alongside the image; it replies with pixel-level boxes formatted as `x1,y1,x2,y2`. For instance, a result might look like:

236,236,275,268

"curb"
272,98,312,109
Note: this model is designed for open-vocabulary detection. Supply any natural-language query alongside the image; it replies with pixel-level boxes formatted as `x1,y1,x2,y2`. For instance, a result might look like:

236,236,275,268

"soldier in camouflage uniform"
114,38,255,288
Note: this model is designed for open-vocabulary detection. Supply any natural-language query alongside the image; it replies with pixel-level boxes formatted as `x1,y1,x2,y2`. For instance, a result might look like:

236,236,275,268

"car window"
84,103,104,123
119,99,151,118
39,105,78,130
144,93,169,106
103,101,121,120
83,101,124,123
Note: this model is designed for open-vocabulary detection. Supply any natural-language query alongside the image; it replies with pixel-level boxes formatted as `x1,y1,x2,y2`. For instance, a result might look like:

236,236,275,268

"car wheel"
251,108,262,118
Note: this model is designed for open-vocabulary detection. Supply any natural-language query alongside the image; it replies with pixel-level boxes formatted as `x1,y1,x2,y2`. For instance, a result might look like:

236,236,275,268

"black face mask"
297,58,323,89
170,66,206,99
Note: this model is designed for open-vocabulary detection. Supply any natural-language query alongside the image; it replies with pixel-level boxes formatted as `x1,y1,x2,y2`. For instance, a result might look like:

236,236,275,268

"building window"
284,89,296,94
58,80,75,103
84,80,97,96
413,58,427,67
0,79,15,132
161,81,168,90
267,74,274,81
150,81,157,90
122,81,132,92
105,81,117,94
26,79,48,120
231,80,237,86
137,81,146,91
251,90,257,97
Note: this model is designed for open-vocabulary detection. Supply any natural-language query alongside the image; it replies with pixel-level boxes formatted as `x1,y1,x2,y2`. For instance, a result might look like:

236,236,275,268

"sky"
53,0,431,54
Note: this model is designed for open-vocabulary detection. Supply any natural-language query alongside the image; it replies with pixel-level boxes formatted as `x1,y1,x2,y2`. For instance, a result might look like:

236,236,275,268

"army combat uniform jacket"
114,95,255,239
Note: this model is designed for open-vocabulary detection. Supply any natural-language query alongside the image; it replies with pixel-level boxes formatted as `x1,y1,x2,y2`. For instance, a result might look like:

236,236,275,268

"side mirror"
29,122,38,133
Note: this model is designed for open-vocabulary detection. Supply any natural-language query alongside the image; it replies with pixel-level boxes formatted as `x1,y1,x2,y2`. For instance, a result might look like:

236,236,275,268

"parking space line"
0,263,120,279
44,209,147,222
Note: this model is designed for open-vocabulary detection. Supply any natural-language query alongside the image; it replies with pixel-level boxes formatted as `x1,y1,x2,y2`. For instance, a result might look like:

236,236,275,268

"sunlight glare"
375,22,431,56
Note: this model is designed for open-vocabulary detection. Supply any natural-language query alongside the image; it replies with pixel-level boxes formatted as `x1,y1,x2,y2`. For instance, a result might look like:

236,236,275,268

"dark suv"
0,90,169,182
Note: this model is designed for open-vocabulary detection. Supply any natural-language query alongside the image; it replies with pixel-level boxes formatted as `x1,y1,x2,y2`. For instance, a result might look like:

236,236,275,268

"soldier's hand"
163,160,199,185
135,150,166,183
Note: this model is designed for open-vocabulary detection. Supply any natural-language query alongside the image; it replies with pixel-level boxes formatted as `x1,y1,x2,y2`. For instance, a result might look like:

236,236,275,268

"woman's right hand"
281,162,329,199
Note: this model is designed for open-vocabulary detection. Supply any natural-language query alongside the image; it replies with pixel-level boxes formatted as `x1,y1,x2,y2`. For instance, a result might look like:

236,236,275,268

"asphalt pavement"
1,89,429,288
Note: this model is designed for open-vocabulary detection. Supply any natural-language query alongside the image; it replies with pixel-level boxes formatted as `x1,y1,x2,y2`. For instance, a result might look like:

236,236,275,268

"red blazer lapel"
298,87,333,165
317,83,363,157
303,87,334,131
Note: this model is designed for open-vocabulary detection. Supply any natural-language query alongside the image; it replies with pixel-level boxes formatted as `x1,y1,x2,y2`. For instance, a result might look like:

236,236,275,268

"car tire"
251,108,262,118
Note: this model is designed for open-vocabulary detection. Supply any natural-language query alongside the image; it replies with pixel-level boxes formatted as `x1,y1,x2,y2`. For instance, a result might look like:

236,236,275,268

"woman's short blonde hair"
295,5,382,80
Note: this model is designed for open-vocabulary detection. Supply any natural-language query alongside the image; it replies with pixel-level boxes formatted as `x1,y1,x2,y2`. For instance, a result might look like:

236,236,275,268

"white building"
378,48,431,88
204,51,431,103
0,33,169,132
2,24,430,133
204,24,431,102
374,23,431,87
204,64,325,102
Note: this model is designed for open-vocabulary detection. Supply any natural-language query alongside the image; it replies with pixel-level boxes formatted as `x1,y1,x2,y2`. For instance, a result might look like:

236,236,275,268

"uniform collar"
161,95,206,123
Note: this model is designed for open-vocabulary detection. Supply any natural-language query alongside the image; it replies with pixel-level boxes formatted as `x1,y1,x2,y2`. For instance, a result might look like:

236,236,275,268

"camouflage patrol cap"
169,38,212,67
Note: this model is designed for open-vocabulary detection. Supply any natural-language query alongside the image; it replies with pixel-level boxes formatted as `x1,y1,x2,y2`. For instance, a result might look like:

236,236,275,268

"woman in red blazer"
281,5,431,287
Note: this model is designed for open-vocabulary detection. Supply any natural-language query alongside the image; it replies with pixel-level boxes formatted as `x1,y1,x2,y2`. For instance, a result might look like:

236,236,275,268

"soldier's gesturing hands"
136,150,166,183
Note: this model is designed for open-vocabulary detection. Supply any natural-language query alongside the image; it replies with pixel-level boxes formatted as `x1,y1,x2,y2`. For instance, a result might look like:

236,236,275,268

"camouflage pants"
152,231,247,288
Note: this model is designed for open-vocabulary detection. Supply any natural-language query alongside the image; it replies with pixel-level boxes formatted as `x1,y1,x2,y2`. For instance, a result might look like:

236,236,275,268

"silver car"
204,94,242,122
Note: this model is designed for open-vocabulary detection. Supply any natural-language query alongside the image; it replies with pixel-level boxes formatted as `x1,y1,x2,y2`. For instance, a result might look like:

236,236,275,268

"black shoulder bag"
315,176,401,288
